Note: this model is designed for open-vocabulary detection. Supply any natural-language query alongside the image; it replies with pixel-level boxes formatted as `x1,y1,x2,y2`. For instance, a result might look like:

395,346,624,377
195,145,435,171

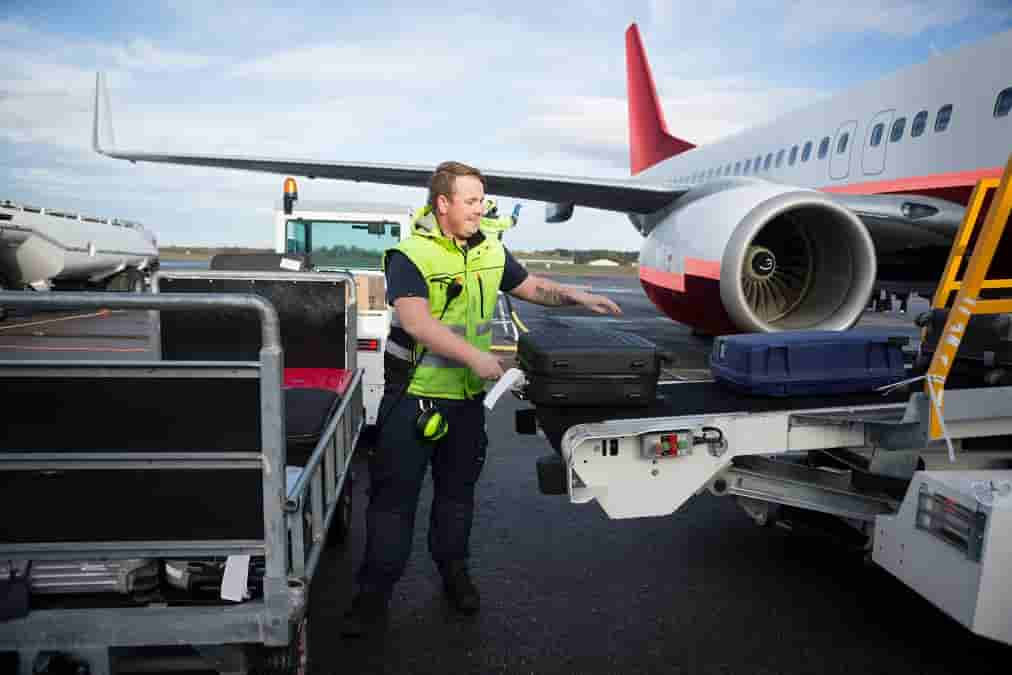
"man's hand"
575,291,622,316
470,351,505,380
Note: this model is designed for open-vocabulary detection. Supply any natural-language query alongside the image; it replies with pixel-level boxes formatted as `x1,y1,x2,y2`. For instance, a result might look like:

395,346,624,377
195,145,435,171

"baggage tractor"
518,325,661,407
914,309,1012,387
710,330,907,397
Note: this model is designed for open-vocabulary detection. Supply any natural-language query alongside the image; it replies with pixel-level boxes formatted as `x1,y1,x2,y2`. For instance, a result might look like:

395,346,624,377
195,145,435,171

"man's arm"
394,297,504,380
509,274,622,315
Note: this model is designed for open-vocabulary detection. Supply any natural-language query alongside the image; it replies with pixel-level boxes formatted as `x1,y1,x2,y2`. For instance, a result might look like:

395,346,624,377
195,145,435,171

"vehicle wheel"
256,616,309,675
326,473,354,548
125,268,144,293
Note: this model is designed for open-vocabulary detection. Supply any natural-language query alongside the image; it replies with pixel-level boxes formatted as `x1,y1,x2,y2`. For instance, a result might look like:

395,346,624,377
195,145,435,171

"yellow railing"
926,154,1012,439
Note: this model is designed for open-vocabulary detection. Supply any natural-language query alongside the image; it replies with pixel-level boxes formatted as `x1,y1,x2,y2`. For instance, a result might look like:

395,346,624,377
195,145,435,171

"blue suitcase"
709,330,907,397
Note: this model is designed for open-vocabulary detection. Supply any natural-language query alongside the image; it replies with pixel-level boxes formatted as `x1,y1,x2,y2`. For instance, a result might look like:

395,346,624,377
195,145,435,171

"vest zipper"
478,275,485,318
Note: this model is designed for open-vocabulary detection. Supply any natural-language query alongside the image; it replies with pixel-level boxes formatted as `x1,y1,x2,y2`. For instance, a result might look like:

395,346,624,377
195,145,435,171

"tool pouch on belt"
0,561,31,622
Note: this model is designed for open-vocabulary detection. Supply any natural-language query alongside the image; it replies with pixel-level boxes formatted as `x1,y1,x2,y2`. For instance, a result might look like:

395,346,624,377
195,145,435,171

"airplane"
92,24,1012,335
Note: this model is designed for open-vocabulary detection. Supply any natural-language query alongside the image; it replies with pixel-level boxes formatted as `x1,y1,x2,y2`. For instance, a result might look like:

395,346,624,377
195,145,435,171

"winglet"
626,24,694,175
92,72,116,155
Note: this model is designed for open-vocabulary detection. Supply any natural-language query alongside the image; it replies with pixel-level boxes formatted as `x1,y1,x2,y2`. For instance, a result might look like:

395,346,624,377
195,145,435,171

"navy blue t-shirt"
386,247,528,304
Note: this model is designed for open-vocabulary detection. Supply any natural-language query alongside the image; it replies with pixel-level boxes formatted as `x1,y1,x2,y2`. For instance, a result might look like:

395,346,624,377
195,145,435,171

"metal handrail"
284,368,364,511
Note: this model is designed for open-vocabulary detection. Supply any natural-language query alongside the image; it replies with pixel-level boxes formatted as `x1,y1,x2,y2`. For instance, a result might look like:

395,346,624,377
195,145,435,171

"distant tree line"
312,244,382,268
513,249,639,265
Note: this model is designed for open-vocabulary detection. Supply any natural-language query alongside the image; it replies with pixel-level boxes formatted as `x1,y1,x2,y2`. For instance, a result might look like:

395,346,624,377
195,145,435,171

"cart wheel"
257,616,309,675
326,474,354,548
125,268,144,293
0,276,8,321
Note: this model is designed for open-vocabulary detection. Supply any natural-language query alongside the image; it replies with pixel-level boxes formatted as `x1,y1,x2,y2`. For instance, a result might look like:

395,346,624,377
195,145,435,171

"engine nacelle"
638,178,876,333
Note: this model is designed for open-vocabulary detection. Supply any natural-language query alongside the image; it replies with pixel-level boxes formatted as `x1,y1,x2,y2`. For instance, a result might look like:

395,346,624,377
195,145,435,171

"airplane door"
862,109,894,176
829,120,858,181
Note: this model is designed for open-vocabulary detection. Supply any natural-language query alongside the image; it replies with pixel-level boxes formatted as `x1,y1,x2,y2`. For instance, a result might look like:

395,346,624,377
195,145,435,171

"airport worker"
342,160,621,636
478,197,517,240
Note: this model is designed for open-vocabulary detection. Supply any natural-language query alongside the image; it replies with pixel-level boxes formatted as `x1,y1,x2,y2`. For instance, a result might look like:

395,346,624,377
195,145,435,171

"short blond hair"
428,161,486,211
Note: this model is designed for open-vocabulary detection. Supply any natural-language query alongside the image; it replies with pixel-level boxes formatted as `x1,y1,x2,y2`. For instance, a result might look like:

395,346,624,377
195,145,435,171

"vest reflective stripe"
384,207,506,399
418,352,469,369
386,340,413,362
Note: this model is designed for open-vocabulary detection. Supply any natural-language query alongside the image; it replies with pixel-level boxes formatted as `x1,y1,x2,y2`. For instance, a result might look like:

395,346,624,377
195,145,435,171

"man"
479,197,517,240
342,161,621,636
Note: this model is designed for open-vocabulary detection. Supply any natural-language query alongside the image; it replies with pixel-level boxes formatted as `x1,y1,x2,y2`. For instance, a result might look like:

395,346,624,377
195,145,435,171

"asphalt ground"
3,278,1009,673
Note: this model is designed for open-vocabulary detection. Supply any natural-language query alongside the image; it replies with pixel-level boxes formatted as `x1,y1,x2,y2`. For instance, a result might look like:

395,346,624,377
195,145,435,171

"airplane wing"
92,75,684,216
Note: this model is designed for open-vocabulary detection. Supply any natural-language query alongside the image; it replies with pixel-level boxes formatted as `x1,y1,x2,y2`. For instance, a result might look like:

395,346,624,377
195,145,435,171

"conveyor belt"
532,380,909,452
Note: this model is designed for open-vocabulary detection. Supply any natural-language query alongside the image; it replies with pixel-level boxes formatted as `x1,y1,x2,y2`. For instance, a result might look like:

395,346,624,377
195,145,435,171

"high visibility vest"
384,206,505,399
479,215,513,239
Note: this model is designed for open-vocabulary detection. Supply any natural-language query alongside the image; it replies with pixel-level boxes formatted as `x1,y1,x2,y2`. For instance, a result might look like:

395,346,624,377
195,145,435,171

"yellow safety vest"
384,207,506,399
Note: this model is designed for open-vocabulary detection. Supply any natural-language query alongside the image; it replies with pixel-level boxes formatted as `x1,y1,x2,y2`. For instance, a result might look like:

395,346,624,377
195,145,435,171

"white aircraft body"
0,201,158,295
92,24,1012,334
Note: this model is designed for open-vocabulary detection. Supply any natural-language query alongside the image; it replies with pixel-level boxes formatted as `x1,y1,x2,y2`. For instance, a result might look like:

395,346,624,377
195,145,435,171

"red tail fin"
626,23,694,175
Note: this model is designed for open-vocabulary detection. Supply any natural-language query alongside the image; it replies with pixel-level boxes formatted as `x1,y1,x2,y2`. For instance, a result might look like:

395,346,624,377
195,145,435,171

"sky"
3,1,1011,252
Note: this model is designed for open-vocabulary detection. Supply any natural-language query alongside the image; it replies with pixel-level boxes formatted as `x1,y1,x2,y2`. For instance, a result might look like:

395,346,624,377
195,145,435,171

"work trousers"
357,391,488,594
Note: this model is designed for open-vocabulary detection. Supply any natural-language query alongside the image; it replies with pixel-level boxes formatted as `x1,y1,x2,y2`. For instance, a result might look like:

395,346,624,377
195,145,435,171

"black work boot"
439,560,480,614
340,589,390,637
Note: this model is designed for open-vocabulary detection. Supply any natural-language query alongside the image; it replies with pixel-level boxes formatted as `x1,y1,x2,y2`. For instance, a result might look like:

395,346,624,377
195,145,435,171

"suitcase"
710,330,908,397
0,559,158,598
518,325,660,407
914,309,1012,386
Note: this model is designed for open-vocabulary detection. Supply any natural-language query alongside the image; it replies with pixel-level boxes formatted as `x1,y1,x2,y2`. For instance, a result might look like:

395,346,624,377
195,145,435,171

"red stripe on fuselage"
822,166,1004,205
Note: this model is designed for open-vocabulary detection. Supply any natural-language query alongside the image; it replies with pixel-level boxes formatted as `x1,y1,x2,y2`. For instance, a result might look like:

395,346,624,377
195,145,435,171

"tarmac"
2,276,1009,674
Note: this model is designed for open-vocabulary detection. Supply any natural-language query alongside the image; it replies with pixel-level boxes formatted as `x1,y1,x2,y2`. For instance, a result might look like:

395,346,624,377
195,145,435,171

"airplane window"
996,87,1012,117
754,155,762,171
836,132,850,154
764,153,773,170
744,158,752,173
890,117,906,142
789,145,798,165
802,141,813,162
935,104,953,132
818,137,830,159
734,162,741,175
725,164,732,176
775,149,785,167
912,110,928,137
870,123,884,147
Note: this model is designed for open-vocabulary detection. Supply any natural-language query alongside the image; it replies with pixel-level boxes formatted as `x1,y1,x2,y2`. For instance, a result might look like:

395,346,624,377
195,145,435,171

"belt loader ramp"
523,154,1012,646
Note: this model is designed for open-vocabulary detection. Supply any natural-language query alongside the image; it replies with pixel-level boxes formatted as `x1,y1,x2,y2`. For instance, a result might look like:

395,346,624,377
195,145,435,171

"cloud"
113,38,211,71
778,0,978,43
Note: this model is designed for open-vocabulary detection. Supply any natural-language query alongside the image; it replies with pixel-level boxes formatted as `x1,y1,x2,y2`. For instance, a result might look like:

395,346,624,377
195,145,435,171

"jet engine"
637,178,876,334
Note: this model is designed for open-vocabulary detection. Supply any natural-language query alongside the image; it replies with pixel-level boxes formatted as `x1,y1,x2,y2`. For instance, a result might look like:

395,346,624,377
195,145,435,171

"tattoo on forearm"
534,283,574,306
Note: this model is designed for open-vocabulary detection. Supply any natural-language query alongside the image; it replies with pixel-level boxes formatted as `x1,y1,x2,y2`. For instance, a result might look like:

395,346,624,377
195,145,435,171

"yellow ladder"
926,154,1012,440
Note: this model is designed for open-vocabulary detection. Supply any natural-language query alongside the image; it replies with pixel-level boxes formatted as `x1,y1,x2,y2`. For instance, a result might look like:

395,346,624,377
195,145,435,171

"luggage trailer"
0,283,364,675
525,164,1012,646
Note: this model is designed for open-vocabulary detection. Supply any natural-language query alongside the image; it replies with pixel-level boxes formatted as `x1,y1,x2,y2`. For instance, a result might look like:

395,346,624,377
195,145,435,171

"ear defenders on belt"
415,400,449,442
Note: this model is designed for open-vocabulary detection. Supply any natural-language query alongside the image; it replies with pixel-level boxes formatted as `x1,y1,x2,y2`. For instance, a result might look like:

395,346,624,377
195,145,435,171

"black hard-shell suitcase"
525,373,658,407
518,325,661,407
914,309,1012,386
518,324,660,376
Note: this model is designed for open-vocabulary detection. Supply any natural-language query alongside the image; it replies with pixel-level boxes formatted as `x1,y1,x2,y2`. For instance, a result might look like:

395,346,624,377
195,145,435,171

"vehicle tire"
0,277,7,322
255,616,309,675
125,268,144,293
326,473,354,548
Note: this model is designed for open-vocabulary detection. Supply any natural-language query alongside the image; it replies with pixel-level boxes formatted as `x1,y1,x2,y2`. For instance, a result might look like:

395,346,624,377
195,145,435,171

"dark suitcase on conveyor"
710,330,907,397
518,325,661,407
914,309,1012,386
